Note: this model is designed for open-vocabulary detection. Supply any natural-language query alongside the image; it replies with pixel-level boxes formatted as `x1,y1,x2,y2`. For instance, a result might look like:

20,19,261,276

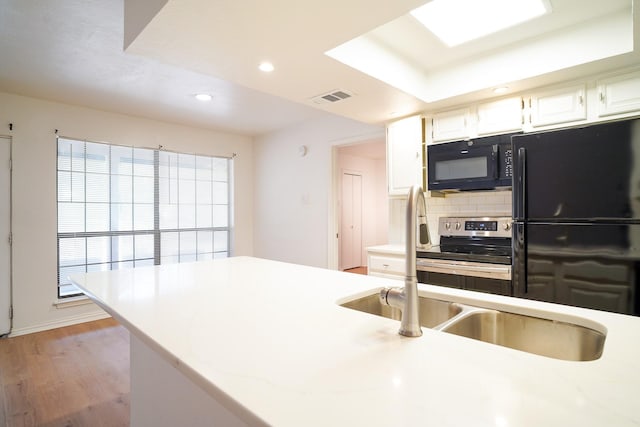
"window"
57,138,231,298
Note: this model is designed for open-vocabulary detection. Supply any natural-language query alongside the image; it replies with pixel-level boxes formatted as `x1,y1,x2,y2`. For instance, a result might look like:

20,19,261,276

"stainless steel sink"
440,309,606,361
339,290,607,361
339,292,463,328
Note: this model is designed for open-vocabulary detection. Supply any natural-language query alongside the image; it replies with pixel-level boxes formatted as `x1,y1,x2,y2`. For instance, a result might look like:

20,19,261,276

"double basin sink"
339,291,606,361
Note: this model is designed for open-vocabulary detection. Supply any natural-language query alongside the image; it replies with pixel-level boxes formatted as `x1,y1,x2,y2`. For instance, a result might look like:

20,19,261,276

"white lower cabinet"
367,246,405,280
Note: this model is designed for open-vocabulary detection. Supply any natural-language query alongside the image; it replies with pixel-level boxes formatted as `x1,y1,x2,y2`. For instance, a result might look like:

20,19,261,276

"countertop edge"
72,278,270,427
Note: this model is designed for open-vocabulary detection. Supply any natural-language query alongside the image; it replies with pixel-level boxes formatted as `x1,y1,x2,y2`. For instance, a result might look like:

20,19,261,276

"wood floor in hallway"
0,318,130,427
343,266,367,275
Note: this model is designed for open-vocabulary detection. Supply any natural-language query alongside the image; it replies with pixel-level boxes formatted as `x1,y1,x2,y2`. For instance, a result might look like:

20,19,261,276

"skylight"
411,0,551,47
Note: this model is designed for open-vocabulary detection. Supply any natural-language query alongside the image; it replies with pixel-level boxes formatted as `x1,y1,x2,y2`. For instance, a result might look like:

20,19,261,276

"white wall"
336,153,387,269
0,91,253,336
253,115,382,268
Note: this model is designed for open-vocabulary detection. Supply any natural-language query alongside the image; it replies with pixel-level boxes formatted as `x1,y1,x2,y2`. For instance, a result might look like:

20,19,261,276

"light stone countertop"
71,256,640,427
366,244,406,255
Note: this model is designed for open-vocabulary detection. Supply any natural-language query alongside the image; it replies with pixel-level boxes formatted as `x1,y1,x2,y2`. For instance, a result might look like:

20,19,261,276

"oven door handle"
416,259,512,280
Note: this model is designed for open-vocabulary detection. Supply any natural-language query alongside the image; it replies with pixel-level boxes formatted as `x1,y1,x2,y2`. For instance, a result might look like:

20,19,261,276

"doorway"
0,136,11,336
332,137,388,272
341,172,362,270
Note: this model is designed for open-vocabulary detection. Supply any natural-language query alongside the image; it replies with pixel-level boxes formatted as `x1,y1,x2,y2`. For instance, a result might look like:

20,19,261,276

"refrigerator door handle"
515,146,527,220
513,222,527,295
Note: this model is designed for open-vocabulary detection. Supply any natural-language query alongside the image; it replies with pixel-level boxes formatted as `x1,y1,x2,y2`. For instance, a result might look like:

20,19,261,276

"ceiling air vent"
311,89,354,105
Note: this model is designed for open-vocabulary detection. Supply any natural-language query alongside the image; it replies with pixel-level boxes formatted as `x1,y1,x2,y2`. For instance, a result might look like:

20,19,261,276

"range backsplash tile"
389,190,512,245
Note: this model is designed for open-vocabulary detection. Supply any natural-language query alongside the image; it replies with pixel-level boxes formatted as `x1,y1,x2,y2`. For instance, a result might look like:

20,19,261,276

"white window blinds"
57,138,231,297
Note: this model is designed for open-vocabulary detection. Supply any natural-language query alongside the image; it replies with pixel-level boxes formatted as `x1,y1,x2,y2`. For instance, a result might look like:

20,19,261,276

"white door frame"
0,135,12,336
327,131,385,271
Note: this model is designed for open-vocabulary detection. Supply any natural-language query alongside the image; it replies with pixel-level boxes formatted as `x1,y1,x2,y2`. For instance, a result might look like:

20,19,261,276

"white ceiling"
128,0,639,123
328,0,634,105
1,0,638,138
0,0,331,136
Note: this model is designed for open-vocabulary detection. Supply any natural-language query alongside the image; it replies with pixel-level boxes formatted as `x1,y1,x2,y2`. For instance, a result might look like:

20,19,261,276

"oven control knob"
455,222,461,230
504,222,512,231
445,222,451,230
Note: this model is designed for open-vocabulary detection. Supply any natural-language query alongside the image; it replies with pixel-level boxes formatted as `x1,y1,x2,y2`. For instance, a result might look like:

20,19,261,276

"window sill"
53,295,94,309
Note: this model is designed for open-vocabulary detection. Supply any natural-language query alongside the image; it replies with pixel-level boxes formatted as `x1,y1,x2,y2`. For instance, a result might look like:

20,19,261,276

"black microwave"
427,133,516,192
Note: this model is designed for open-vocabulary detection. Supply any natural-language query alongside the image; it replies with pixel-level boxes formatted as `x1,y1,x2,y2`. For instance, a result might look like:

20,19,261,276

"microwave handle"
492,145,499,179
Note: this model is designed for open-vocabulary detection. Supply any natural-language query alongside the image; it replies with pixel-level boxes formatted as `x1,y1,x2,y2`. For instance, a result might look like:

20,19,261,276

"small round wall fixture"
298,145,308,157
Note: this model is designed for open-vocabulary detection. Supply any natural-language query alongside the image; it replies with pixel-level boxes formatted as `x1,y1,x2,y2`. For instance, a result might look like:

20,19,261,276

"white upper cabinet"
425,69,640,141
431,108,470,142
597,70,640,118
477,97,523,135
432,99,523,142
528,83,587,128
387,115,424,196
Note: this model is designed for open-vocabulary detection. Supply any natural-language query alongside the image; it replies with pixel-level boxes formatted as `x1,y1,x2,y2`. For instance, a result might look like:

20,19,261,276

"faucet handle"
379,288,390,305
419,223,430,247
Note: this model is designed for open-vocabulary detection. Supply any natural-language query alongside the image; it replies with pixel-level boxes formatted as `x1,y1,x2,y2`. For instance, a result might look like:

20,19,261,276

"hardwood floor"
0,318,130,427
344,266,367,275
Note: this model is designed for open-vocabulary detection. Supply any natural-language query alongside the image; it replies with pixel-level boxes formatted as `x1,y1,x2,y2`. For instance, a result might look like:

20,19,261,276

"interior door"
341,172,362,270
0,136,11,335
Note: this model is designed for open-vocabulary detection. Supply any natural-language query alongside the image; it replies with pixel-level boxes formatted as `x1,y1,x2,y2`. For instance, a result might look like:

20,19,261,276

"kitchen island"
71,256,640,426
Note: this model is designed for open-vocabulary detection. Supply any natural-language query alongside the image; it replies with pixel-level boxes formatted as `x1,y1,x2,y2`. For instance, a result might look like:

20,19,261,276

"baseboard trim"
9,310,111,337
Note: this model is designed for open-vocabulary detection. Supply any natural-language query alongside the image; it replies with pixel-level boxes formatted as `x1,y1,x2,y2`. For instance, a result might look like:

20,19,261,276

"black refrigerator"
512,118,640,316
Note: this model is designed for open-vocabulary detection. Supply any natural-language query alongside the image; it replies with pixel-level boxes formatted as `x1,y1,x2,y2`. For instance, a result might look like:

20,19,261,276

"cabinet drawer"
369,255,405,275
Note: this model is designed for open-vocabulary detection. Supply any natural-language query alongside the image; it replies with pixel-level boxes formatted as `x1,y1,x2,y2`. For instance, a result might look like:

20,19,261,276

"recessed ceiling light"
258,62,274,72
411,0,551,47
493,86,509,94
195,93,212,101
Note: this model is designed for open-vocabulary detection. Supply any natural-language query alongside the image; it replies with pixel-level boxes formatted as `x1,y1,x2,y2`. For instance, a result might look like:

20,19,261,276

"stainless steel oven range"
416,216,512,296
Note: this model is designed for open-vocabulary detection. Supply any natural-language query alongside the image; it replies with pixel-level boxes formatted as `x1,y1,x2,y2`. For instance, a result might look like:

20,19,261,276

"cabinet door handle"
579,95,584,105
599,92,606,102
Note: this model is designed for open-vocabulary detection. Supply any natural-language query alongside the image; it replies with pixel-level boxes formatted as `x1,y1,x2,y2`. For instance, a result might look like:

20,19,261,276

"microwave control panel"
503,148,513,178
